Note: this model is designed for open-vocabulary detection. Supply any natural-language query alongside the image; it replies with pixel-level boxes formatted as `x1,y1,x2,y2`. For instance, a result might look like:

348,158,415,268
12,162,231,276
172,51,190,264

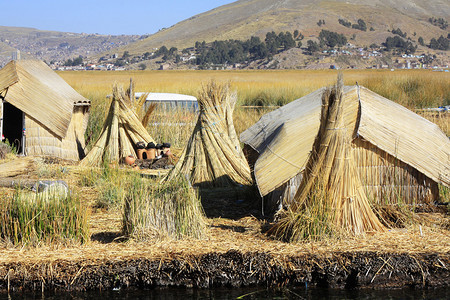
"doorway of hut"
2,102,25,154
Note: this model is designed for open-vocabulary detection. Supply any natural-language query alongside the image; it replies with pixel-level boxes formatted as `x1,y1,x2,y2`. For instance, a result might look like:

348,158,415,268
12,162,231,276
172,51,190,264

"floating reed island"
0,69,448,293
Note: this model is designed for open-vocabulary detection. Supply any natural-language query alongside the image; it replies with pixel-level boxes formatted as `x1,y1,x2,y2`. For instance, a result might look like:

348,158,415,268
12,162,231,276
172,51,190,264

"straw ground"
0,148,448,291
0,69,448,291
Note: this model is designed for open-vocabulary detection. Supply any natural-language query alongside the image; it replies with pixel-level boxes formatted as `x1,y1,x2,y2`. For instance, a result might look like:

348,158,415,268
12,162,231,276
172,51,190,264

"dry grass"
0,213,448,264
0,151,447,262
59,69,449,108
58,69,449,151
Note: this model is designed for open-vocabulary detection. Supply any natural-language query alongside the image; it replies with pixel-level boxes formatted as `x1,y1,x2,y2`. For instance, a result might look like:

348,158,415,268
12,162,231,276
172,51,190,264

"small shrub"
0,142,12,159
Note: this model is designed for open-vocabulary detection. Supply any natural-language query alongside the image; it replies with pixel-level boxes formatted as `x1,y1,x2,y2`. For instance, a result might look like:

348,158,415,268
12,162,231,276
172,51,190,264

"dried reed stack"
123,79,156,129
165,81,252,187
272,76,385,241
123,174,207,240
0,143,11,160
80,85,154,167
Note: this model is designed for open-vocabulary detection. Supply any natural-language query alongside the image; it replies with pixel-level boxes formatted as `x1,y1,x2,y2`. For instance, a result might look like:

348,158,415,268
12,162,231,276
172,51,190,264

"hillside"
0,26,140,66
0,0,448,70
110,0,449,56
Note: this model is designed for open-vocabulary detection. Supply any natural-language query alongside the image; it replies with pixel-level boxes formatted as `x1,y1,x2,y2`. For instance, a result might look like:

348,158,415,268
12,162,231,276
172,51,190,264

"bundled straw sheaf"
123,174,207,240
165,81,252,187
272,76,386,242
80,84,154,167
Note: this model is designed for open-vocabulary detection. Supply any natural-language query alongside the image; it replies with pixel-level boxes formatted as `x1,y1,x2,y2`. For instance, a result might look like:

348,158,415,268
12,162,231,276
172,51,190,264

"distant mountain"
1,0,448,70
0,26,141,66
111,0,449,54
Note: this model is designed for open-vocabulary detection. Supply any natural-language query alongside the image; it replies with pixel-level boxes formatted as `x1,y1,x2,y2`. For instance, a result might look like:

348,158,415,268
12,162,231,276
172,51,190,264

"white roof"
135,92,197,102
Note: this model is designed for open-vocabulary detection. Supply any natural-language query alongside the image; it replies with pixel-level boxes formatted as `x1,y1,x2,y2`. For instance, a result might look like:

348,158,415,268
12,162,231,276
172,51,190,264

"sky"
1,0,236,35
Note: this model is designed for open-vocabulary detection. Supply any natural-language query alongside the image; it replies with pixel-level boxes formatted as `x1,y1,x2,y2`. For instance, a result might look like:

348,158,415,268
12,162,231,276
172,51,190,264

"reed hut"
81,85,154,167
241,81,450,216
165,81,252,187
0,60,90,161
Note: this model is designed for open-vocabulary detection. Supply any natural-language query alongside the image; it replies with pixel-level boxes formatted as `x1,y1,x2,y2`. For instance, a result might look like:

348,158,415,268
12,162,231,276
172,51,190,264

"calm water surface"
2,287,448,299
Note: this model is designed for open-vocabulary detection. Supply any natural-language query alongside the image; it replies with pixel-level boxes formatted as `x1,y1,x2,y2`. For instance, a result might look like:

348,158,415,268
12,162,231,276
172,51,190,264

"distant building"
159,64,170,70
11,50,20,60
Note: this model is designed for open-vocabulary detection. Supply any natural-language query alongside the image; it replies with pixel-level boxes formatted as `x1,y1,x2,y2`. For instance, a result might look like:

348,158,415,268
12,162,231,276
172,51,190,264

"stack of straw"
123,175,207,241
165,81,252,187
80,84,154,167
273,76,385,242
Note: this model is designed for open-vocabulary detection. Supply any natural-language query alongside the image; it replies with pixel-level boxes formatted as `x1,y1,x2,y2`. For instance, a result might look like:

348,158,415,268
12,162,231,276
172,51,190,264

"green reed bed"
123,175,207,241
78,163,129,209
0,189,89,246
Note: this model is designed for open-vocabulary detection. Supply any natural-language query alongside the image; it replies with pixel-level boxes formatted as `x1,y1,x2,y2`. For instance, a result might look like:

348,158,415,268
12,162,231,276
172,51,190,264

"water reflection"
2,286,448,300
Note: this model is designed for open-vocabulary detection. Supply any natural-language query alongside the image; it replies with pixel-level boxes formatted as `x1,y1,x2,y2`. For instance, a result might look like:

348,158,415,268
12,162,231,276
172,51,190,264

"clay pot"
124,155,135,166
146,148,156,160
137,149,146,160
164,149,173,158
136,141,146,149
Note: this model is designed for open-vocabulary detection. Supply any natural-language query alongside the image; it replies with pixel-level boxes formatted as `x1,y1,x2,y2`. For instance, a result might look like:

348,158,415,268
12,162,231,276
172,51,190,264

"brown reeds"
80,84,154,167
272,76,385,242
165,80,252,187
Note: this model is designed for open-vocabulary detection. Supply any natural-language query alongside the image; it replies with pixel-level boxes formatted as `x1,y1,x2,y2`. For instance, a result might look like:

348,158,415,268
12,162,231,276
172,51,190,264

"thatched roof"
241,85,450,197
0,60,89,139
358,86,449,187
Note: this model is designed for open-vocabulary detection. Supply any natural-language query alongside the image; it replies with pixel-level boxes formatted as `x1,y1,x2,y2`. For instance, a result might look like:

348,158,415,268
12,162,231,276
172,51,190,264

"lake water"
2,286,448,300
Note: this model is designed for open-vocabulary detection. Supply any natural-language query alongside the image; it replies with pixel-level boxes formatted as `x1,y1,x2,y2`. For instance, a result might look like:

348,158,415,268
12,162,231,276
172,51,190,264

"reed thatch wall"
0,60,88,139
353,138,439,205
358,87,449,188
240,88,324,196
25,105,89,161
0,59,91,161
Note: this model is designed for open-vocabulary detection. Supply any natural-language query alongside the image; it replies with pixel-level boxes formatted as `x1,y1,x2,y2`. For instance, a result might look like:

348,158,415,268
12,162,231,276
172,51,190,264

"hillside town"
0,32,142,67
0,20,448,71
46,42,449,72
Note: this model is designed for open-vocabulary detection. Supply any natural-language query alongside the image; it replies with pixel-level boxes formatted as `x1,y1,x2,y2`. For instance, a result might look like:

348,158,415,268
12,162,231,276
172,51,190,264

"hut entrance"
2,102,24,154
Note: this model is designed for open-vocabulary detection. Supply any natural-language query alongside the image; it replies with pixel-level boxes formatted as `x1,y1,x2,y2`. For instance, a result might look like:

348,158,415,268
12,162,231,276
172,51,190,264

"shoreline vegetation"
0,69,449,292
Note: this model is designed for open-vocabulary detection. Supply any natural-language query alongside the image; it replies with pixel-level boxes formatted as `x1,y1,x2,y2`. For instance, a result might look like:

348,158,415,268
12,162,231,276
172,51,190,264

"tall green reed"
0,189,89,246
78,162,128,209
